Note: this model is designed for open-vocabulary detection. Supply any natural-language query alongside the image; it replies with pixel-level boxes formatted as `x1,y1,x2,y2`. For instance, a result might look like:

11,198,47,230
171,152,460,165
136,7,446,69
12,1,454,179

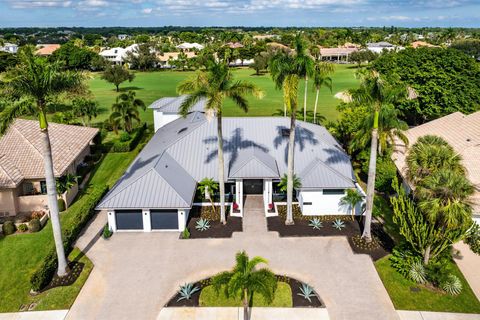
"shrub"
182,228,190,239
111,124,146,153
119,131,131,142
390,246,422,279
465,223,480,254
18,223,28,233
103,224,113,239
441,274,463,295
409,261,427,284
195,218,210,231
29,218,41,232
2,221,16,235
425,259,451,287
30,184,109,291
57,198,66,212
31,210,45,220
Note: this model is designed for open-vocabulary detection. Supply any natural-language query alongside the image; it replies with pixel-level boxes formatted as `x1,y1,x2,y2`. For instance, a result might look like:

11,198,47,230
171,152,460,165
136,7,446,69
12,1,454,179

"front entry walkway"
243,195,267,233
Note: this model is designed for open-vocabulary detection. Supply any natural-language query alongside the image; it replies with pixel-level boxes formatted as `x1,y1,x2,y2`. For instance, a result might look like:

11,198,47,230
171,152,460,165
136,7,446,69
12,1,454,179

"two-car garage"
111,209,184,232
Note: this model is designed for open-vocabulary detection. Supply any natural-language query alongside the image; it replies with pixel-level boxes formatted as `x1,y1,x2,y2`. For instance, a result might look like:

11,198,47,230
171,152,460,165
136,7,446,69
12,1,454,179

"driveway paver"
67,207,398,320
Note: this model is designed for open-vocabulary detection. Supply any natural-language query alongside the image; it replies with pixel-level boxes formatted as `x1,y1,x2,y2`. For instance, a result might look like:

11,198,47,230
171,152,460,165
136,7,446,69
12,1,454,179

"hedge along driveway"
0,146,141,312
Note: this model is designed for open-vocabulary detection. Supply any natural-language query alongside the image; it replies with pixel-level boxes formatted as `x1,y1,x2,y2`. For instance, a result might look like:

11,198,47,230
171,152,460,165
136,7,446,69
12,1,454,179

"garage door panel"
151,210,178,230
115,210,143,230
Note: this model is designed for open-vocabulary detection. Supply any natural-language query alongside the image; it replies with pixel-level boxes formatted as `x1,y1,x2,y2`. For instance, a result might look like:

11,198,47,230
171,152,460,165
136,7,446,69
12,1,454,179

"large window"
40,181,47,195
323,189,345,195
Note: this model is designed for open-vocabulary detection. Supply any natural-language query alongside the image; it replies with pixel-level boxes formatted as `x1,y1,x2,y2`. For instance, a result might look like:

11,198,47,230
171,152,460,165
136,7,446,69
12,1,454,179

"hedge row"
30,184,109,292
111,124,146,153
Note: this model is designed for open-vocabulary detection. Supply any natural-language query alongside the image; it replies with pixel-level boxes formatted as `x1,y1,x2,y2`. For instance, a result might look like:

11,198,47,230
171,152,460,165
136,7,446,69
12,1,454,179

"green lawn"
88,65,359,125
199,282,292,307
0,146,141,312
375,256,480,313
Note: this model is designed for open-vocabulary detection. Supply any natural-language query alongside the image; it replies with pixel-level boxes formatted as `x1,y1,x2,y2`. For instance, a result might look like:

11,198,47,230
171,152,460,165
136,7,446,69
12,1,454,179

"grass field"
88,65,359,125
375,256,480,313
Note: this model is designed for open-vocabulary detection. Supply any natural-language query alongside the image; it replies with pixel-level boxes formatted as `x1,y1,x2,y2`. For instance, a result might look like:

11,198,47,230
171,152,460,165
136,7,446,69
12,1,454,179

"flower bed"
165,275,324,308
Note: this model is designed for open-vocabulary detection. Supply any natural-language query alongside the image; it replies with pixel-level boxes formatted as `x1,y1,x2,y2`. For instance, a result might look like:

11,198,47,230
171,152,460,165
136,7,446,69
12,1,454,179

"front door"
243,179,263,194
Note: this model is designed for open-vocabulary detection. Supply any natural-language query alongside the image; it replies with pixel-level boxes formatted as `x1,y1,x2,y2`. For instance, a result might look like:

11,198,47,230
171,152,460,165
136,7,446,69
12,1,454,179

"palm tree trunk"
362,111,379,242
243,288,249,320
313,88,319,124
303,75,308,121
423,245,431,265
217,115,226,225
39,113,69,277
286,108,296,225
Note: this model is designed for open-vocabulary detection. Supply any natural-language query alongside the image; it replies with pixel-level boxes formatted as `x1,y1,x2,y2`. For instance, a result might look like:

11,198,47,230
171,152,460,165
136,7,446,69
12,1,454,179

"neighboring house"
0,119,99,217
176,42,204,51
410,41,439,48
0,43,19,54
99,44,138,65
36,44,61,56
319,47,358,62
227,42,244,49
156,51,196,69
98,97,361,232
366,41,401,53
117,34,129,40
392,111,480,223
149,95,206,131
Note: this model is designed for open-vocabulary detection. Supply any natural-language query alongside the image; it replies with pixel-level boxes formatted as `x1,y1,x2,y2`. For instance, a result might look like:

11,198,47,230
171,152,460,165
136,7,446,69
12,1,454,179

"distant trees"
372,47,480,124
250,53,268,75
0,51,18,72
451,39,480,60
349,50,377,67
125,44,157,71
51,41,99,70
72,98,98,126
101,65,135,92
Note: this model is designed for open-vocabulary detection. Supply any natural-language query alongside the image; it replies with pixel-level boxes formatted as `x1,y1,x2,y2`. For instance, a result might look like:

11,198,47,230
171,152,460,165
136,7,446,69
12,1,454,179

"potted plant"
268,203,275,213
233,202,239,213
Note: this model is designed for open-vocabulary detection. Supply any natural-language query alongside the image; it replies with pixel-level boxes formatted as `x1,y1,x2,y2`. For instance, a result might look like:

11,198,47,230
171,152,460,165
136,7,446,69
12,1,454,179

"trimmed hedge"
111,124,146,153
2,221,16,235
30,184,108,292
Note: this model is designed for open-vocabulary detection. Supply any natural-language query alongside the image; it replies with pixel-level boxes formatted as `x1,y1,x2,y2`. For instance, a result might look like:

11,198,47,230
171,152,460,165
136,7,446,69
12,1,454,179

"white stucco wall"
153,110,181,132
298,189,350,216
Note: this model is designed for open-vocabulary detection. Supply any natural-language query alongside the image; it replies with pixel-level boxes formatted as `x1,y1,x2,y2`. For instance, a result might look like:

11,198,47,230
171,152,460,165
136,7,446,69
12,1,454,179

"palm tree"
278,173,301,193
340,189,364,221
177,62,263,225
311,62,334,124
109,91,145,134
292,34,315,122
198,177,219,214
0,47,84,277
212,251,277,320
337,70,413,242
72,98,98,126
406,135,464,186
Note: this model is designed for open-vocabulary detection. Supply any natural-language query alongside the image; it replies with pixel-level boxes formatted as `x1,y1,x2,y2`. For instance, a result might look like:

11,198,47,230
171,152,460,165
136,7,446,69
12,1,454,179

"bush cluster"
2,221,16,235
29,218,41,233
30,184,108,292
111,124,146,153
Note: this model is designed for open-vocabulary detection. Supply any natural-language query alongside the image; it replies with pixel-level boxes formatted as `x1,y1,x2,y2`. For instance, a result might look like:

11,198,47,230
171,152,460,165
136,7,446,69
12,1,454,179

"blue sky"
0,0,479,28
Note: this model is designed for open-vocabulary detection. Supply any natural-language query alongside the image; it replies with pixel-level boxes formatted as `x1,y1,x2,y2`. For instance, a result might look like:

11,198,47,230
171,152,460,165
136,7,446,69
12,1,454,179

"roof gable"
229,147,279,179
300,158,355,189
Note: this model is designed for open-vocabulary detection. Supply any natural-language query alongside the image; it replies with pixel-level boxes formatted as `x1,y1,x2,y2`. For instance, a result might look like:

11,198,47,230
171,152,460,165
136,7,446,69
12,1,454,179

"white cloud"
79,0,109,7
142,7,153,13
8,0,72,8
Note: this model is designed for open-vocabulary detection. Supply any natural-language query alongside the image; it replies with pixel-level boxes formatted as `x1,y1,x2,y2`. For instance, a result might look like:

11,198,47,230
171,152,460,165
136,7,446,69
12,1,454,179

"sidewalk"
398,310,480,320
454,241,480,300
0,310,68,320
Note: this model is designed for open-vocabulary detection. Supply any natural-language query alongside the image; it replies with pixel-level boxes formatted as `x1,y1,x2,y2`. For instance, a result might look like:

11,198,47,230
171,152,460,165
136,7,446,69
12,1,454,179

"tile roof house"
98,97,362,232
35,44,61,56
0,119,99,217
392,111,480,222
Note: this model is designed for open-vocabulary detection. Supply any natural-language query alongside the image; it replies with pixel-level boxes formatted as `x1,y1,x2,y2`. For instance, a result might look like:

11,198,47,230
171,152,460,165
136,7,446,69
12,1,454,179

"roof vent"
177,127,188,134
281,129,290,137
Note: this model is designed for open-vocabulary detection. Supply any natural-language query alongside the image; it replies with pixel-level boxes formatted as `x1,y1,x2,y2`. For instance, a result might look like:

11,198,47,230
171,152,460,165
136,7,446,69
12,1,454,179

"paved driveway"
67,198,397,320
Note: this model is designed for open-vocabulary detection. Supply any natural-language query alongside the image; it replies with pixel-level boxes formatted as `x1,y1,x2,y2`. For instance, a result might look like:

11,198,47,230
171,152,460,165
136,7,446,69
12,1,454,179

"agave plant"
332,219,346,230
297,283,315,303
441,275,462,295
308,218,323,230
177,283,200,301
195,218,210,231
409,261,427,284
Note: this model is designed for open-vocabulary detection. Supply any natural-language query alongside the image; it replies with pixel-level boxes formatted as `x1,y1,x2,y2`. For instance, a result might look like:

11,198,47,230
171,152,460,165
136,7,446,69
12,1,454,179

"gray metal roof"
98,112,356,210
148,95,206,114
229,147,279,179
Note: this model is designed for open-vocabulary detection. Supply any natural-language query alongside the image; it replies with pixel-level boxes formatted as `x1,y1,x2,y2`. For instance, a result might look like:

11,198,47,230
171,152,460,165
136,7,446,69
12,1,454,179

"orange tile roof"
36,44,61,55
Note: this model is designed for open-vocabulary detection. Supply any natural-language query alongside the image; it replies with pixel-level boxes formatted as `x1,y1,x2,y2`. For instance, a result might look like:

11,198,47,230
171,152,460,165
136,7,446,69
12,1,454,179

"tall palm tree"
292,34,315,122
109,91,145,134
406,135,464,186
177,62,263,224
340,189,364,221
338,70,413,242
311,62,334,124
0,47,84,277
212,251,277,320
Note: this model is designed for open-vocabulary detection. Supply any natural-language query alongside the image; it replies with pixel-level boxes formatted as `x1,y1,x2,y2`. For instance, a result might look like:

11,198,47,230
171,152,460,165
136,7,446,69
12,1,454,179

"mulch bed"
36,261,84,293
165,276,324,308
185,216,242,239
347,222,395,261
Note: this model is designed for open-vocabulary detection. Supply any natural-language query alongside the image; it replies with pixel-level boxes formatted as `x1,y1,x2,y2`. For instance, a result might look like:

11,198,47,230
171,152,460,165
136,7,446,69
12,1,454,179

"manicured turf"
88,65,359,125
199,282,292,307
0,145,141,312
375,255,480,313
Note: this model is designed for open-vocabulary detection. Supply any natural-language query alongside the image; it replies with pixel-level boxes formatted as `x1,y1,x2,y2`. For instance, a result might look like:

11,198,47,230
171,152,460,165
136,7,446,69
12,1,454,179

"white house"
117,34,129,40
99,44,138,65
1,43,19,54
367,41,402,54
176,42,204,51
98,96,363,232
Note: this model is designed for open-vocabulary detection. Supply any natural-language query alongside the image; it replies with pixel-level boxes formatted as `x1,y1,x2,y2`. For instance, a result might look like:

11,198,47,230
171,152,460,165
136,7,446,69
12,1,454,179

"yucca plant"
308,218,323,230
409,261,427,284
332,219,346,230
441,275,462,295
297,283,315,303
195,218,210,231
177,283,200,301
